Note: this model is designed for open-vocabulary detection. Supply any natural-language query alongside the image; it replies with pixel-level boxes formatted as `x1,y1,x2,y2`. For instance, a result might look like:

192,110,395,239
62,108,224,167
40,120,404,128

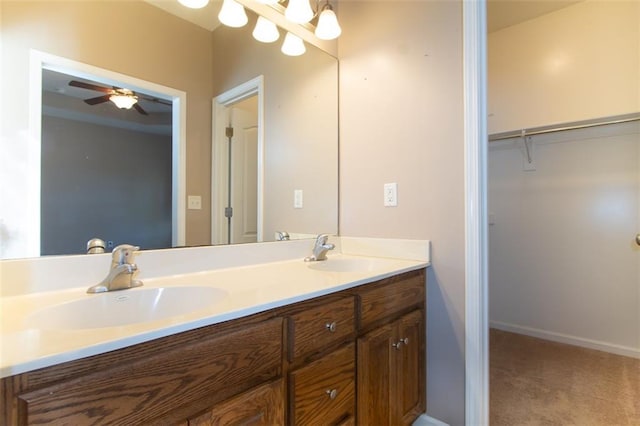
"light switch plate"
384,183,398,207
188,195,202,210
294,190,303,209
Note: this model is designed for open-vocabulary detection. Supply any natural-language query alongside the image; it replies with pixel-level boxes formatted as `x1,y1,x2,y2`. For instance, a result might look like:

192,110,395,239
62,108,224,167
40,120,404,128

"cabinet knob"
392,338,409,350
326,388,338,400
325,322,337,333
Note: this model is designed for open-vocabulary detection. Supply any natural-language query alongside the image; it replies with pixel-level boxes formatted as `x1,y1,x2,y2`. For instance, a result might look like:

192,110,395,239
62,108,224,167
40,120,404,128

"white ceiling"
487,0,583,33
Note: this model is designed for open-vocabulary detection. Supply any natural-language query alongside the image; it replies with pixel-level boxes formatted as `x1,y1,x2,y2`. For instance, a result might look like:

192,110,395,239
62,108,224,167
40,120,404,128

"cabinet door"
397,310,425,425
356,323,396,425
188,379,284,426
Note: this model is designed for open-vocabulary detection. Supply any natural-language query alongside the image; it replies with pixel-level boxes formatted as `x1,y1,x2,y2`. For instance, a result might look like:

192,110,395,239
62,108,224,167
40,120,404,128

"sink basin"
307,257,390,273
26,286,227,330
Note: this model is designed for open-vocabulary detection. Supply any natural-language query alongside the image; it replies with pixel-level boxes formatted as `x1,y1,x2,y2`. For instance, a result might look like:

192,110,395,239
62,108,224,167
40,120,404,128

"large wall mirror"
0,0,338,259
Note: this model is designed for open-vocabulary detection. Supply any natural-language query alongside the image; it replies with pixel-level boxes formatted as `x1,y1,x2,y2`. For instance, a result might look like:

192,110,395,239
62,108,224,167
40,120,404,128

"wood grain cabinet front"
288,296,355,363
357,310,425,426
14,318,283,425
187,379,285,426
289,343,356,426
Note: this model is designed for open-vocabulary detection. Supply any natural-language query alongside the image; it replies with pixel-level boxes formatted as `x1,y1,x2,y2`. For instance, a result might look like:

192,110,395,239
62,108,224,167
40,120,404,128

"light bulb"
218,0,248,28
177,0,209,8
256,0,279,4
110,95,138,109
315,5,341,40
253,16,280,43
281,32,306,56
284,0,313,24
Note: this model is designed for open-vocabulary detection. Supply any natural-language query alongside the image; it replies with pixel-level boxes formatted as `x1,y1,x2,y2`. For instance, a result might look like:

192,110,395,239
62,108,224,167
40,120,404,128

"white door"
229,97,258,244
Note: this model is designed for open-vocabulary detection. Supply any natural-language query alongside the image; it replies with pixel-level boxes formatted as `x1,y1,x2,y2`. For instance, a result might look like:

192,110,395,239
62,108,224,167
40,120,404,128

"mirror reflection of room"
0,0,338,259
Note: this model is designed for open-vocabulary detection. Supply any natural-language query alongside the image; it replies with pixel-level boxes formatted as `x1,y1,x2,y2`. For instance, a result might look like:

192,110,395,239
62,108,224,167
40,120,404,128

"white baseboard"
490,321,640,359
413,414,449,426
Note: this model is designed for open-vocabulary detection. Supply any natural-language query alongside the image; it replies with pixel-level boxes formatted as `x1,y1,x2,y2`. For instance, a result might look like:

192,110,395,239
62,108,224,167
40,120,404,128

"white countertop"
1,248,429,378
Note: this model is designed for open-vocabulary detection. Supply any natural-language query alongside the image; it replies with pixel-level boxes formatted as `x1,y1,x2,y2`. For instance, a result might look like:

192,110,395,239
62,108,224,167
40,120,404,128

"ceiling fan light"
315,5,341,40
284,0,313,24
177,0,209,9
218,0,248,28
253,16,280,43
110,94,138,110
281,32,306,56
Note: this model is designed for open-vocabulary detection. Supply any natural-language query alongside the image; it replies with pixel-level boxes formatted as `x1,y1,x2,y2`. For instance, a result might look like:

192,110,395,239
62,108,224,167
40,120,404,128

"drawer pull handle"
400,337,409,345
326,389,338,400
325,322,337,332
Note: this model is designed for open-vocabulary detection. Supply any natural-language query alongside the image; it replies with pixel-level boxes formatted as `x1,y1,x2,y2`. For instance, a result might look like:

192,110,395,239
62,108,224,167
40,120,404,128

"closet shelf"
489,112,640,142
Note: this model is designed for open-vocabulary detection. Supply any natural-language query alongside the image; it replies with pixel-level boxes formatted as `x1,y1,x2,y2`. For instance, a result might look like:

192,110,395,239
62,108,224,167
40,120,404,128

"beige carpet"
490,329,640,425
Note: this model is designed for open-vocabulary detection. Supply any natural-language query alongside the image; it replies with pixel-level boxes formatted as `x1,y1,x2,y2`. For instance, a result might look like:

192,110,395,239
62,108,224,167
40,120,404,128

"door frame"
28,50,186,255
463,1,489,425
211,76,265,245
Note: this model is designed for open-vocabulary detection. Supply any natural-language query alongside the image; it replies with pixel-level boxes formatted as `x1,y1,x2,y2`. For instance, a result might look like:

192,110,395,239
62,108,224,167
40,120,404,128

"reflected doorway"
19,51,187,259
226,97,259,245
41,69,173,255
212,76,264,245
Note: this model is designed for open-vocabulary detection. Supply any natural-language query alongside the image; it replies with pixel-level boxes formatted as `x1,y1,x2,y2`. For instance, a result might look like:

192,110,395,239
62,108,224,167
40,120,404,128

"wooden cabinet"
0,269,425,426
357,271,426,426
187,379,285,426
15,317,283,425
288,296,355,364
357,311,425,426
289,343,355,425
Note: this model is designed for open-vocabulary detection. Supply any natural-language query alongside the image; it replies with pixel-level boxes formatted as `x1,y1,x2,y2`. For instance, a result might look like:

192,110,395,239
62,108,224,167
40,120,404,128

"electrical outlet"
384,183,398,207
294,190,303,208
188,195,202,210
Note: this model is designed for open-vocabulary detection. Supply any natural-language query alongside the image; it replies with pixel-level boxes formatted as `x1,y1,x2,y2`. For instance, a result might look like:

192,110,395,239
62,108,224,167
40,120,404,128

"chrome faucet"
87,244,143,293
304,234,335,262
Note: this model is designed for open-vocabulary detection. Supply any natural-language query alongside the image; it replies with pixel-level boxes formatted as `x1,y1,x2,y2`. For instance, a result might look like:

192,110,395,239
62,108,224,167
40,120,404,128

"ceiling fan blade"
84,95,111,105
69,80,112,93
133,103,149,116
137,94,172,106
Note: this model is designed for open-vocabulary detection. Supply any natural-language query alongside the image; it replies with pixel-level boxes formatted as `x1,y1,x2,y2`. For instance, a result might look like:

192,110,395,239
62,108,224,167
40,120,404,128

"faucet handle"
316,234,329,244
111,244,140,266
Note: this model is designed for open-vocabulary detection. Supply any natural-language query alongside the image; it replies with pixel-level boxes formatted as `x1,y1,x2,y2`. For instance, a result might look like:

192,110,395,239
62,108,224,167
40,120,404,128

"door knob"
636,234,640,246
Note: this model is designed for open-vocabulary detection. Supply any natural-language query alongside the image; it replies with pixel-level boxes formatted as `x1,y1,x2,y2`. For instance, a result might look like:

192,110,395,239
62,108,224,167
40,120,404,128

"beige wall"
0,1,213,258
211,15,339,241
338,2,465,424
488,0,640,134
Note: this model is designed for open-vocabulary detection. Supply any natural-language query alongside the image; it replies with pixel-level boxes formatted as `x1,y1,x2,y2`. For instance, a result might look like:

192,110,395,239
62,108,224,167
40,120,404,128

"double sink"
24,256,389,331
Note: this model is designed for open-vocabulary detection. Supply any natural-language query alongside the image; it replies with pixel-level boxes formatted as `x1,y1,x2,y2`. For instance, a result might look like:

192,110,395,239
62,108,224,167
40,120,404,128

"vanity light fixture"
110,94,138,110
218,0,248,28
281,32,306,56
314,1,341,40
253,16,280,43
284,0,314,24
177,0,209,8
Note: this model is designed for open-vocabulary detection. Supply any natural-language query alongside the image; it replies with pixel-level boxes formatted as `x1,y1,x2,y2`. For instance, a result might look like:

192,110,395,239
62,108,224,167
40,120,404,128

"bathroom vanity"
0,238,429,425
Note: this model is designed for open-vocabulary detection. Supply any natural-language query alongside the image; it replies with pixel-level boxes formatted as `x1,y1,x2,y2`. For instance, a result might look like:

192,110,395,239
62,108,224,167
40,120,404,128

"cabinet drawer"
289,296,355,362
359,271,425,329
290,343,355,426
188,379,285,426
17,318,283,425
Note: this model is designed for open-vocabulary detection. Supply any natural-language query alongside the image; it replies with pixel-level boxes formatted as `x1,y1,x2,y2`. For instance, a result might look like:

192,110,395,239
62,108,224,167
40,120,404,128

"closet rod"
488,112,640,142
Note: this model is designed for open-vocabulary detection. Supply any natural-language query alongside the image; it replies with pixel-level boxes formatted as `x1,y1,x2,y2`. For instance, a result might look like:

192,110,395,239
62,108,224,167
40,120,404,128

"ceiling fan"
68,80,172,115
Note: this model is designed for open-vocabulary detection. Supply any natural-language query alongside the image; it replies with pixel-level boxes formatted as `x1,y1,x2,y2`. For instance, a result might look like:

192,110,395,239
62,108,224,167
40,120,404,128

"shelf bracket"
520,130,536,171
